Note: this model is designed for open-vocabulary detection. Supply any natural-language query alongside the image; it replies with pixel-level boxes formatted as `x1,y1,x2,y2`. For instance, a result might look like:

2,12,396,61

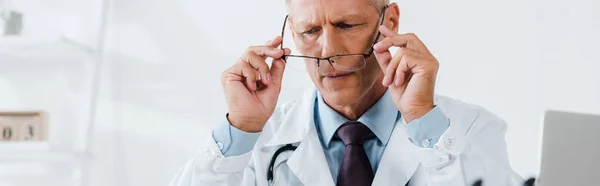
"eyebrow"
294,13,371,28
332,14,370,24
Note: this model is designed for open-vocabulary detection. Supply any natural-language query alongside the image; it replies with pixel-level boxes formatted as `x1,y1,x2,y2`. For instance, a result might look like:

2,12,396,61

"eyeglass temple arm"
280,15,289,50
279,15,290,60
367,5,388,56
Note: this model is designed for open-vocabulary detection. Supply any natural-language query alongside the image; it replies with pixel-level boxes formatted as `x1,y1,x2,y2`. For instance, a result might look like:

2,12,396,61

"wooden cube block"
0,111,47,142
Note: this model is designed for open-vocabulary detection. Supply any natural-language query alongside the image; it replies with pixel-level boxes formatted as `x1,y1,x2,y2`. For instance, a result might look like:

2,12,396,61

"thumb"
269,58,286,86
269,48,291,86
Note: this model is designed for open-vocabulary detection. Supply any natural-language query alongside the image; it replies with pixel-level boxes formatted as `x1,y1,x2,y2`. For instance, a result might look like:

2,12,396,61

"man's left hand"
373,25,439,123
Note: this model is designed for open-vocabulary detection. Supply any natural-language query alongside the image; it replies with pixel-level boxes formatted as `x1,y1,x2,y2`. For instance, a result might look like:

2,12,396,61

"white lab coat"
170,88,523,186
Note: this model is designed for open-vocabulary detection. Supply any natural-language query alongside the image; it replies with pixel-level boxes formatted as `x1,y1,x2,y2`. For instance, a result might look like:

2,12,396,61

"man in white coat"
171,0,523,185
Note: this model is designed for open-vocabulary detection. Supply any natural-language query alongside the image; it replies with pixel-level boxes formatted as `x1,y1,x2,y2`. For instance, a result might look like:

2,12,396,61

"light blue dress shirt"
212,90,450,182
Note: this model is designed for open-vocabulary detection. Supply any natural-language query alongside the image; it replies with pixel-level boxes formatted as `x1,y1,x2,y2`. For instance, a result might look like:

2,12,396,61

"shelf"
0,36,96,93
1,41,106,166
0,150,91,163
0,142,92,162
0,36,94,65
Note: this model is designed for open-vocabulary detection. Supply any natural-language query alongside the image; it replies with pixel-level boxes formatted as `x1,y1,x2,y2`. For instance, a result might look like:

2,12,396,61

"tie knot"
336,122,372,146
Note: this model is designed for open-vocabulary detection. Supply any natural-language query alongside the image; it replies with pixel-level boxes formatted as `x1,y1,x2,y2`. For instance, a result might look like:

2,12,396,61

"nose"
320,26,340,58
316,26,342,73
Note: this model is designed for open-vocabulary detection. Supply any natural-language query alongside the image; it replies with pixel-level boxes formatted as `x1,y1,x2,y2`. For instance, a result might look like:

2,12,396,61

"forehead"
287,0,378,20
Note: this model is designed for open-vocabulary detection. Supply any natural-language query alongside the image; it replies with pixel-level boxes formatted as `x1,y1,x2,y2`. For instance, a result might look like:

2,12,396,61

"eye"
302,27,321,36
337,23,360,29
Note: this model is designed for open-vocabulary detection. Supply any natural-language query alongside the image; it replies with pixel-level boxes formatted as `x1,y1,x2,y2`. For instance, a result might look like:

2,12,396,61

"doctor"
171,0,522,185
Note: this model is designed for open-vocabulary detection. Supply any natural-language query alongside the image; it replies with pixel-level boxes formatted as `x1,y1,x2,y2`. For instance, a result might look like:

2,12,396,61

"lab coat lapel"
265,88,316,147
263,88,335,186
373,121,422,186
286,127,335,186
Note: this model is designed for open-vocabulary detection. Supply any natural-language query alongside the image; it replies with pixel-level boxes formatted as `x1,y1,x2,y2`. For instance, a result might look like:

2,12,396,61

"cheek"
362,57,384,80
306,64,322,85
304,60,319,75
366,56,382,70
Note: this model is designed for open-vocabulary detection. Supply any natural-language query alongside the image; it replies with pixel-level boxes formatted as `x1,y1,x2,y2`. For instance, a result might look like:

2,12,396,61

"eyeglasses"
279,6,388,73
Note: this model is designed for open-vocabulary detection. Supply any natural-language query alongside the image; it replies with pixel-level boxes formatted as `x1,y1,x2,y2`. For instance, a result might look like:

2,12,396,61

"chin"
312,72,374,106
321,87,363,106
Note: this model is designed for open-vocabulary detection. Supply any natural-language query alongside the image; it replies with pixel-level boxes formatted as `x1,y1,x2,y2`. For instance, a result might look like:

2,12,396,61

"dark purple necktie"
336,121,374,186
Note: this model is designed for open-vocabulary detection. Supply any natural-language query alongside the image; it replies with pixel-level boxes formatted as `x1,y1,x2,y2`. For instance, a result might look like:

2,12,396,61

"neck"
324,83,387,121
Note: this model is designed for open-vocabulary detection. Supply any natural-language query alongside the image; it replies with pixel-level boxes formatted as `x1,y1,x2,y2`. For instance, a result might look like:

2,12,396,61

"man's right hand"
221,36,291,132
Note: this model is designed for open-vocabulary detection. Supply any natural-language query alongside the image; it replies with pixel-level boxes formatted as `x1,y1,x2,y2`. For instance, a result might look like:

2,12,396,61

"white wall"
90,0,599,185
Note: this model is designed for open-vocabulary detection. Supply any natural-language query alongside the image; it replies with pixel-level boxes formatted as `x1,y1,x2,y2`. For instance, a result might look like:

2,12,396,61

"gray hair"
285,0,390,14
373,0,390,12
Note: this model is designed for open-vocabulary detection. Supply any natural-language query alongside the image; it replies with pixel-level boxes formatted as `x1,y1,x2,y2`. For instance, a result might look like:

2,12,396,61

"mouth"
324,72,353,79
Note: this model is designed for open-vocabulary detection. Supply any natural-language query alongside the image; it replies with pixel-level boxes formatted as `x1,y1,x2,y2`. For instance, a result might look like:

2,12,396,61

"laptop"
537,110,600,186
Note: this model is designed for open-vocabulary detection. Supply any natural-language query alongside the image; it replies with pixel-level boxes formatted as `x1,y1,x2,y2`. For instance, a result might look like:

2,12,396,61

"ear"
384,3,400,33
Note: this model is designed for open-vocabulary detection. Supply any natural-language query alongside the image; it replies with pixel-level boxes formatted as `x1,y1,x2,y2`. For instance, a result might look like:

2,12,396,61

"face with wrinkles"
287,0,397,106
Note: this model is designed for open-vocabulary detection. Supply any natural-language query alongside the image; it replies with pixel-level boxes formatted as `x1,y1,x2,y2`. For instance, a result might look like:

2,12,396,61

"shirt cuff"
404,106,450,148
212,115,261,157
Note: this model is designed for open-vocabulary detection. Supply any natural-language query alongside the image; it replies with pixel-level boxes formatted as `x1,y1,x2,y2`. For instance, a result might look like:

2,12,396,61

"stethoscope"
266,144,297,185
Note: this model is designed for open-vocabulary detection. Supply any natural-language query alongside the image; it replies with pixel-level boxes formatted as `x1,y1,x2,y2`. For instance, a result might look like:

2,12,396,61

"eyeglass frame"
279,5,389,70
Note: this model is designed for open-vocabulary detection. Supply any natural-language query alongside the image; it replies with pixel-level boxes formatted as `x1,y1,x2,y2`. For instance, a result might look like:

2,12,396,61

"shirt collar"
314,90,399,148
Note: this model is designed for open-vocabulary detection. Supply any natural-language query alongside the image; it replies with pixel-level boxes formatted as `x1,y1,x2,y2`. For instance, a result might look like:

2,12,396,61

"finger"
268,48,291,87
374,26,428,53
238,63,259,91
269,58,286,88
383,51,404,87
243,52,271,85
246,45,285,59
280,47,292,60
374,34,410,52
264,38,274,45
283,48,292,55
396,54,421,87
378,25,398,39
373,26,408,52
266,36,283,48
385,48,418,87
221,66,242,87
394,49,430,87
374,47,393,70
222,63,259,91
395,55,412,86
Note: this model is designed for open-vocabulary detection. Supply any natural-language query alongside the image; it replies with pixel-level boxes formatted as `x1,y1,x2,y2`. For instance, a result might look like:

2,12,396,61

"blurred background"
0,0,598,185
